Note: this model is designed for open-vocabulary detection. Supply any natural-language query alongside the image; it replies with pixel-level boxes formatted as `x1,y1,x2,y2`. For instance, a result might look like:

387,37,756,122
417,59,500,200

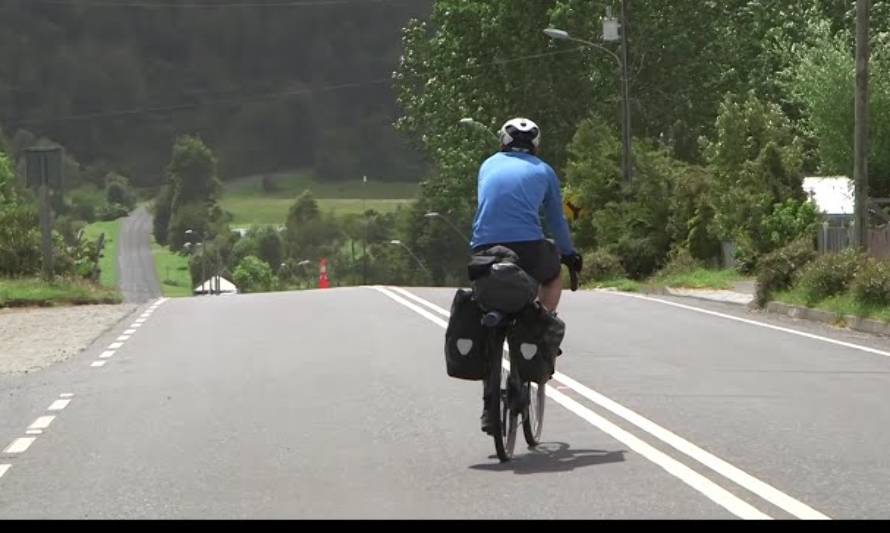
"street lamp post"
544,7,632,183
185,229,208,296
297,259,311,289
388,240,432,285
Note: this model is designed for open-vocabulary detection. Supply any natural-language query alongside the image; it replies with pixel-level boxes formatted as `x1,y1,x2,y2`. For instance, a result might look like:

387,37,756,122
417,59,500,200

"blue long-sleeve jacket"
470,151,576,255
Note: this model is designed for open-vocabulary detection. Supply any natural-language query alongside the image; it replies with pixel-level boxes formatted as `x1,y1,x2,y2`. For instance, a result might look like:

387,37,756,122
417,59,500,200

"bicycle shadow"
469,442,626,474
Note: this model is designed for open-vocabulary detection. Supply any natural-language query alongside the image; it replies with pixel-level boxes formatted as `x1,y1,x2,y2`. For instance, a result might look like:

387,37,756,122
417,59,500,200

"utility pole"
619,0,633,184
854,0,870,249
25,147,63,281
362,175,368,285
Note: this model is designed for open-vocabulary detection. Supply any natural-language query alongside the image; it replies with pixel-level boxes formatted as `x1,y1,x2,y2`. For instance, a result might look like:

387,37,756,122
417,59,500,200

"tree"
0,151,14,206
0,204,42,276
563,117,623,249
703,92,807,270
233,255,276,294
105,173,136,210
0,2,431,185
152,184,174,246
168,135,221,211
667,166,721,263
282,189,345,263
286,190,321,228
395,0,599,222
781,19,890,195
233,225,283,271
167,203,213,252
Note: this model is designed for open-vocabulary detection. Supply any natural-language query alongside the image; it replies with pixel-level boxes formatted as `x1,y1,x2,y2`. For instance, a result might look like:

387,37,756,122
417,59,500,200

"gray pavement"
118,206,161,304
3,286,890,518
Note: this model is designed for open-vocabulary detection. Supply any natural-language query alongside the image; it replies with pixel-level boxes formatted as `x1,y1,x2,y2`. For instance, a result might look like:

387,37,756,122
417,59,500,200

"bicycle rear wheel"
522,381,546,446
489,334,518,462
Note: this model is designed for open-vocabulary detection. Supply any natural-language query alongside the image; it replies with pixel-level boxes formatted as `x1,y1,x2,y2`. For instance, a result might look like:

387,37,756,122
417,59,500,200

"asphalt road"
2,286,890,518
117,206,161,304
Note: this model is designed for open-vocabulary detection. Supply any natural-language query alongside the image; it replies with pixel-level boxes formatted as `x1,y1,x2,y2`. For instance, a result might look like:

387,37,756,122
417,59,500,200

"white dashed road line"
47,399,71,411
3,438,36,454
28,416,55,430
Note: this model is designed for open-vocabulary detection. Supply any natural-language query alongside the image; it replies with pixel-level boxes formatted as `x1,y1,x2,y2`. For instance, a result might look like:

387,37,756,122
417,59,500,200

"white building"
802,176,854,225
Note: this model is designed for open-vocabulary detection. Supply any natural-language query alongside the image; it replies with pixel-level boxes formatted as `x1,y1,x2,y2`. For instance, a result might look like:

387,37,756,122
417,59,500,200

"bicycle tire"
488,332,518,462
500,354,519,461
522,381,546,446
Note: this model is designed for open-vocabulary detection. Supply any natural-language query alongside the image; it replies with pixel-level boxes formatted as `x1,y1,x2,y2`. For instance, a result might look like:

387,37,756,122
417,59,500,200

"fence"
815,222,890,259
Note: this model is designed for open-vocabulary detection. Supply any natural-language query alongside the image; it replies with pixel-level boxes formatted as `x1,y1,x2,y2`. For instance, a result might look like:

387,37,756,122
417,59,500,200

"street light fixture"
459,117,499,142
388,240,433,284
424,211,470,245
544,15,632,184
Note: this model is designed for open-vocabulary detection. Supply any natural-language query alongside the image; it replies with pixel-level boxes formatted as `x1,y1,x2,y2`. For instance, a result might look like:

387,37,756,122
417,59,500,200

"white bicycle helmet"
498,117,541,153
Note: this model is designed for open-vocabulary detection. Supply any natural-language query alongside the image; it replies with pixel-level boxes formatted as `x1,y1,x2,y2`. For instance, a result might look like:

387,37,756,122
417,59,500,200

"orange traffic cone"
319,258,330,289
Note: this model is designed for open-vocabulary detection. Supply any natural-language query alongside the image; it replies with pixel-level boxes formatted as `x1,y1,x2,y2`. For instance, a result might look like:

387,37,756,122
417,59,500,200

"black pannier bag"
469,246,538,314
507,303,566,384
444,289,487,380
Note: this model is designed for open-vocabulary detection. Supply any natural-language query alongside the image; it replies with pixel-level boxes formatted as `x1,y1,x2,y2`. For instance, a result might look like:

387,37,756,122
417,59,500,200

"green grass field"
223,197,412,225
82,219,121,288
224,171,419,199
221,171,417,226
151,238,193,297
0,278,121,308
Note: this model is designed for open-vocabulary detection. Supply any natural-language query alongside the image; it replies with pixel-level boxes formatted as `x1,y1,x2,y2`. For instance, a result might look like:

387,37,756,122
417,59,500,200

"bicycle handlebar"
568,266,579,292
561,256,581,292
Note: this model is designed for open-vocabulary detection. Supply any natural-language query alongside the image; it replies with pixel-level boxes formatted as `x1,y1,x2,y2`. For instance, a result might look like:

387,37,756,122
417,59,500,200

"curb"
638,287,890,338
641,286,756,307
764,301,890,337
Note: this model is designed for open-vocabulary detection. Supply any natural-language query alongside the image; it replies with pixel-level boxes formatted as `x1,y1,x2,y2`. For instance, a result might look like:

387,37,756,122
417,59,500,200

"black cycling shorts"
472,239,562,284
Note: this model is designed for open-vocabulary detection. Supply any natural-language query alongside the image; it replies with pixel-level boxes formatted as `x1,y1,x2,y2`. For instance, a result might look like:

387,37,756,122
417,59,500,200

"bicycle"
481,260,579,462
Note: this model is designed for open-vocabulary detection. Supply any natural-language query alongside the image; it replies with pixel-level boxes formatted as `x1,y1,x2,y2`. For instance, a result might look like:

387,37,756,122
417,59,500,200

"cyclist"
470,117,582,433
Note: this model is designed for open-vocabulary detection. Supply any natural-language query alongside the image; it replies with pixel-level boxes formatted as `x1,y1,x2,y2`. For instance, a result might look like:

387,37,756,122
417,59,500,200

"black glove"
561,253,583,273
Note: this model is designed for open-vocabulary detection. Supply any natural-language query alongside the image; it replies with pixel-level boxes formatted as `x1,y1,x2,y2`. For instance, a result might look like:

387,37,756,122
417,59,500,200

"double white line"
372,285,830,521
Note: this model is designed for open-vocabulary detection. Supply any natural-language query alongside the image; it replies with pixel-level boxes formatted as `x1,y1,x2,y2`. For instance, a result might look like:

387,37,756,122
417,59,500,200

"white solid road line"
607,291,890,360
374,286,768,519
3,438,36,454
552,371,828,519
545,386,770,519
376,285,830,520
372,287,448,328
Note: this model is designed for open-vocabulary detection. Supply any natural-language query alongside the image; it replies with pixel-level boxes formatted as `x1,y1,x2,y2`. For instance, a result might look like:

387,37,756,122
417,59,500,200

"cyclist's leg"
539,275,562,312
513,240,562,312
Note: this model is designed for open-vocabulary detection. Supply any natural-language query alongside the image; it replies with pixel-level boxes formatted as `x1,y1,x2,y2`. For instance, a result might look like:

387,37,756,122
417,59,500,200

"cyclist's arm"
542,167,576,256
